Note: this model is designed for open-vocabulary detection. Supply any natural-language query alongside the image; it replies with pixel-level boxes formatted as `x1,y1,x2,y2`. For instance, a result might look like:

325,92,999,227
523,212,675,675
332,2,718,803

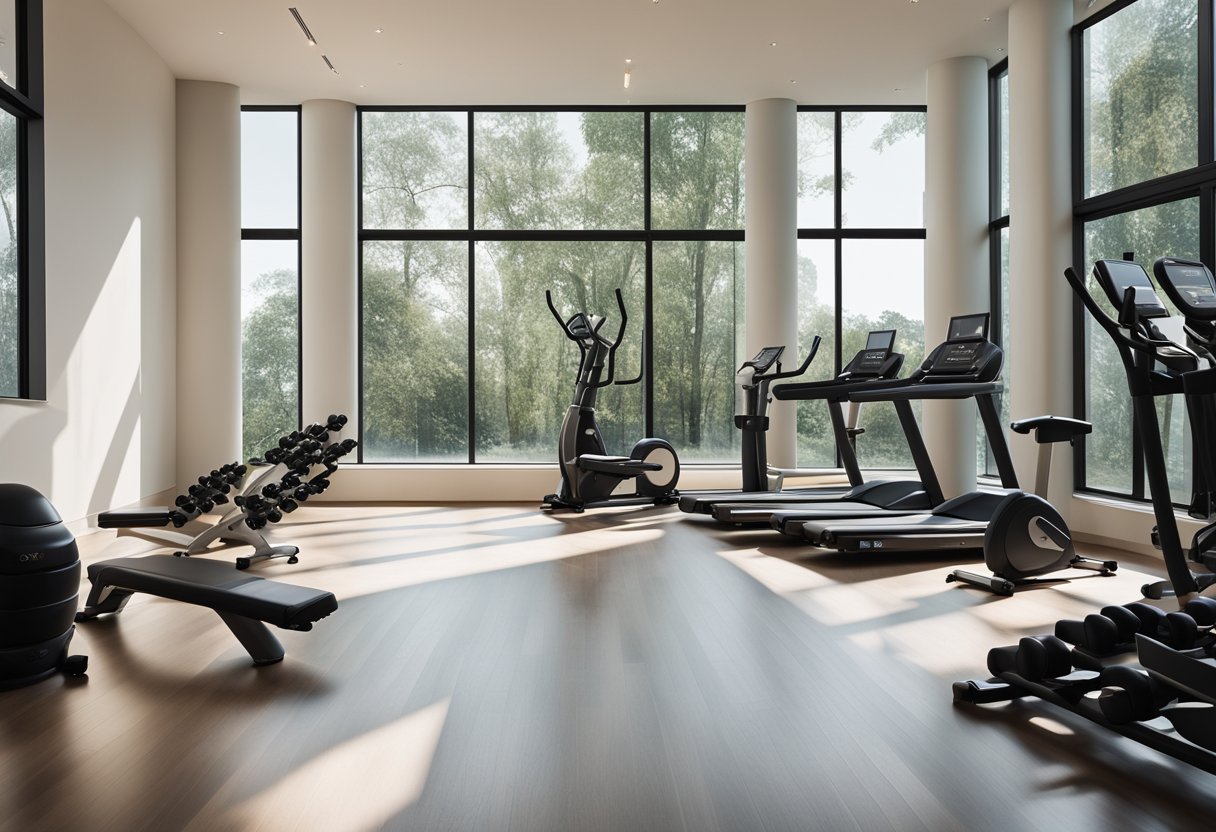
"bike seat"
577,454,663,474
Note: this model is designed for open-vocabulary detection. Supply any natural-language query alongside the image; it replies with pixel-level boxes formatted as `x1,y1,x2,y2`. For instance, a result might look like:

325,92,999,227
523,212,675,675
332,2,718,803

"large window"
1073,0,1213,503
0,0,44,400
359,108,744,464
240,107,300,460
796,108,927,471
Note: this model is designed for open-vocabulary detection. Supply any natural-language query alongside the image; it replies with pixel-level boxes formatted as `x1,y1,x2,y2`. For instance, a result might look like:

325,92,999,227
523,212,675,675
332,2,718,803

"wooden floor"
3,503,1216,832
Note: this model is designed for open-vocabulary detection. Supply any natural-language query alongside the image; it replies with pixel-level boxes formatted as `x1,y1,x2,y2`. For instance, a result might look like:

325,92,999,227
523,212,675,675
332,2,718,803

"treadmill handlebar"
847,380,1003,403
772,373,907,402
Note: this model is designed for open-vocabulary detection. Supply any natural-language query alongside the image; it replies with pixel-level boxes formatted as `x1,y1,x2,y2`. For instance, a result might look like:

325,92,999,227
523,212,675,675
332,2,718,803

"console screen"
1158,260,1216,310
1094,259,1168,318
948,314,989,341
865,330,896,351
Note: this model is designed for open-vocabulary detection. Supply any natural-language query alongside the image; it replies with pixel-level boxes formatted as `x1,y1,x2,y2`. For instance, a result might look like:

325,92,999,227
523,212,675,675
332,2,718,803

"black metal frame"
355,104,924,465
1071,0,1216,504
0,0,44,400
985,60,1010,478
793,105,928,470
239,105,303,436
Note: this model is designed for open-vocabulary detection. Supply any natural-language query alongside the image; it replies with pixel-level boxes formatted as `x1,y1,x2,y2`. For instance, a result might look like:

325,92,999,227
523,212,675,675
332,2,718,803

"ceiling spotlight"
997,47,1005,52
983,16,991,21
770,41,777,47
289,7,317,46
789,79,797,84
322,54,338,73
374,27,383,34
217,30,225,35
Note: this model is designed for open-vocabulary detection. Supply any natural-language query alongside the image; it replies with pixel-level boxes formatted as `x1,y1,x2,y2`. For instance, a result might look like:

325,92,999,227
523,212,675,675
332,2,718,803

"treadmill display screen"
853,330,896,373
948,314,989,341
865,330,896,350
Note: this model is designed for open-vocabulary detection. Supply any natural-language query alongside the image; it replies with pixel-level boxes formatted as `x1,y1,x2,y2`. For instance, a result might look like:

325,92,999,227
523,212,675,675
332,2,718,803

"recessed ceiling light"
289,7,317,46
789,79,797,84
983,16,991,21
374,27,383,34
359,84,366,88
217,30,224,35
894,87,901,92
770,42,777,47
997,47,1005,52
626,58,632,63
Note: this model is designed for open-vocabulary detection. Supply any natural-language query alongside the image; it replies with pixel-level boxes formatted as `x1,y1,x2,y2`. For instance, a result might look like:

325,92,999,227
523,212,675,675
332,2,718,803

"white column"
923,57,989,499
744,98,798,468
176,80,241,484
301,100,359,436
1008,0,1073,513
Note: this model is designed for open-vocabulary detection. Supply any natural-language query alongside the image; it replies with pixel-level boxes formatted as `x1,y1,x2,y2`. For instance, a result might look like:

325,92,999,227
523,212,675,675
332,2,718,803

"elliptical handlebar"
1063,267,1172,361
763,336,820,382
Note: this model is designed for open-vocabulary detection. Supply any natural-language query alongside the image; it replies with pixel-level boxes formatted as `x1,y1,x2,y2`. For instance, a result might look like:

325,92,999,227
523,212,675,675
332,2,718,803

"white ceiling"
99,0,1033,106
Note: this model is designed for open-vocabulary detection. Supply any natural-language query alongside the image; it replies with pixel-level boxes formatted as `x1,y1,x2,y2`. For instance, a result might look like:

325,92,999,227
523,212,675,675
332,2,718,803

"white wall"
0,0,175,523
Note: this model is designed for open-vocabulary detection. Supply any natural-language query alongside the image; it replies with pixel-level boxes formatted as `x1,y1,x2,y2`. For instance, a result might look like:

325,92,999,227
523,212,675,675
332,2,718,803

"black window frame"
239,104,303,446
356,105,745,465
984,59,1010,479
1071,0,1215,504
0,0,45,401
796,105,928,470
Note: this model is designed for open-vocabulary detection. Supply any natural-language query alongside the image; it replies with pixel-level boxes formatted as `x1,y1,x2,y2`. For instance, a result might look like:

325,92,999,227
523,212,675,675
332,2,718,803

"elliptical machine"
542,288,680,512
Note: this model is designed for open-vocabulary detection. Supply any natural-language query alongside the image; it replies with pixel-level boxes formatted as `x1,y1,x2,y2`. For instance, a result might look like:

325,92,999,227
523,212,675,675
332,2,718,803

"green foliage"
242,268,299,459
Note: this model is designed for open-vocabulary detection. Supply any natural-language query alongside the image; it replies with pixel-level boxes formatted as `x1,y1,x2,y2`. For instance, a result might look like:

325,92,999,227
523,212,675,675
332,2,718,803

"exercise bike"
542,288,680,512
947,415,1117,595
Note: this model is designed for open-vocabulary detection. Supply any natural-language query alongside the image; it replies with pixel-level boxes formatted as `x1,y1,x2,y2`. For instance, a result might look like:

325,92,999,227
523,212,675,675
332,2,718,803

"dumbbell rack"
113,416,356,569
954,598,1216,774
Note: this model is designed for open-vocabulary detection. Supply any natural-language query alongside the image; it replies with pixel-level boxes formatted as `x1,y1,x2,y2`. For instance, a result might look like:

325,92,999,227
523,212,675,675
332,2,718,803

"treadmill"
783,313,1021,552
678,330,905,515
706,330,955,526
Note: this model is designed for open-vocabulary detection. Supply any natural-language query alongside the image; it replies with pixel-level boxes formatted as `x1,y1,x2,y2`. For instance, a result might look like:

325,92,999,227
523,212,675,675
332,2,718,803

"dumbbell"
1097,665,1176,724
987,634,1073,683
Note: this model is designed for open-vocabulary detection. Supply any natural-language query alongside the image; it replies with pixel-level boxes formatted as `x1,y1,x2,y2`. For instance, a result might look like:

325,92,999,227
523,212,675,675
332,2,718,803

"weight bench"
75,555,337,665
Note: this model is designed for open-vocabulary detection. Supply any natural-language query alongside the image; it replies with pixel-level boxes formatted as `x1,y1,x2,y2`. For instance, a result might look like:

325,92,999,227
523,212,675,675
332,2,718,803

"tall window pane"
362,111,468,230
241,110,298,229
841,112,925,228
1083,197,1200,496
363,240,469,461
650,111,745,230
796,239,837,467
1083,0,1198,197
653,240,744,463
474,112,643,231
841,238,925,470
998,72,1009,218
475,240,644,462
241,240,298,459
983,225,1011,477
0,0,16,91
0,109,16,397
797,112,835,228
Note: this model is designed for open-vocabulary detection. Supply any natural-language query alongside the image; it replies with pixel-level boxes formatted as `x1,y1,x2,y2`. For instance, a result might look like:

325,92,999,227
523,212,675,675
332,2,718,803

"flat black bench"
75,555,337,665
97,508,174,529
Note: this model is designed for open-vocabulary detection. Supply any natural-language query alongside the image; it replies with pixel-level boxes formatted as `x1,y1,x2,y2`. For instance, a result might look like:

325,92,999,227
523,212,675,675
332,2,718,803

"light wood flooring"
3,502,1216,832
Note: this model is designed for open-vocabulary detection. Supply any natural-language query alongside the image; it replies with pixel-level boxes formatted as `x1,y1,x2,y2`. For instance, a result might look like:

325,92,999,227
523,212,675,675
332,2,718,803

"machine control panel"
852,330,896,374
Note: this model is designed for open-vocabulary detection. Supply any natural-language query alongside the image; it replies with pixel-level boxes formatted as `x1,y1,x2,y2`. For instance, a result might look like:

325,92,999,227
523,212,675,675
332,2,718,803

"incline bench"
75,555,338,665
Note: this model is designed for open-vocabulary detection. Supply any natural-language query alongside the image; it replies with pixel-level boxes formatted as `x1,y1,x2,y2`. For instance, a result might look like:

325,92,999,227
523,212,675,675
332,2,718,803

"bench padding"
84,555,337,629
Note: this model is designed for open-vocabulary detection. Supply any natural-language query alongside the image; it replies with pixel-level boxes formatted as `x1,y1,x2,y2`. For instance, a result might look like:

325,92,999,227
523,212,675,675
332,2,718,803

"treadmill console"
1093,259,1169,320
1153,257,1216,320
923,313,998,379
851,329,897,374
739,345,785,373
